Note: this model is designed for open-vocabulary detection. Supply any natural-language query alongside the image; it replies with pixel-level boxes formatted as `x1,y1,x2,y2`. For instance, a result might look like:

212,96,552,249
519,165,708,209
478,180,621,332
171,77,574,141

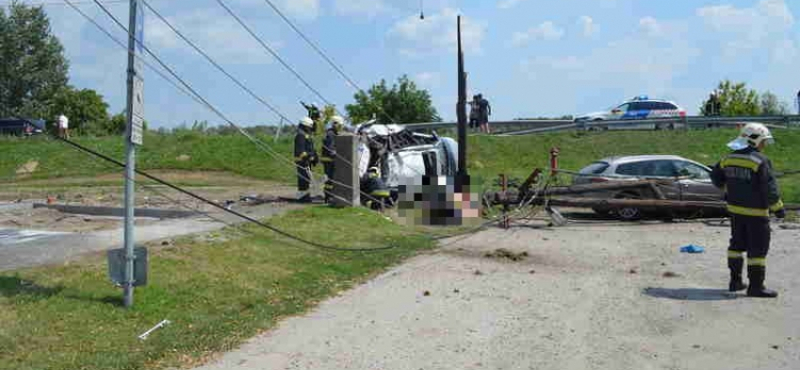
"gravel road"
195,220,800,370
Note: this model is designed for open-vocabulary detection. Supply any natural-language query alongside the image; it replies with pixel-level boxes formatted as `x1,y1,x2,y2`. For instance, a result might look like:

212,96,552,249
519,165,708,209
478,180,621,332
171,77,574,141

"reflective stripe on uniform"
295,152,308,162
728,250,745,258
770,199,785,212
371,190,391,197
726,153,763,165
721,158,760,171
727,204,769,217
748,257,766,266
320,157,334,163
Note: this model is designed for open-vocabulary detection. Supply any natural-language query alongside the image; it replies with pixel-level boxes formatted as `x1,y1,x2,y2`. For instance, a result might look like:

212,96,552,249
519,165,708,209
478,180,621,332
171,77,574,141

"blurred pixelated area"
397,175,481,226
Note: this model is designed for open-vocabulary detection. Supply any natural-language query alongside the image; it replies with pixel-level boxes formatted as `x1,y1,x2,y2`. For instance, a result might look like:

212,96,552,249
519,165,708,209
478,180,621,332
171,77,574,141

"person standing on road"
711,123,785,298
57,114,69,139
321,115,344,203
294,117,318,203
477,94,491,134
469,95,479,131
796,89,800,115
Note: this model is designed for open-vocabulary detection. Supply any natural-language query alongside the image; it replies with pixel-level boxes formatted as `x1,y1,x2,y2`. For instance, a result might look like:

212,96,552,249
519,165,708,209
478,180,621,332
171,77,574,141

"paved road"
0,203,296,271
195,221,800,370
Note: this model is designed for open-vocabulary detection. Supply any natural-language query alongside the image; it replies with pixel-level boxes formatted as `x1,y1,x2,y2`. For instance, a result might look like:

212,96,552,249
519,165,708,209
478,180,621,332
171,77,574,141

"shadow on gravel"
643,287,736,301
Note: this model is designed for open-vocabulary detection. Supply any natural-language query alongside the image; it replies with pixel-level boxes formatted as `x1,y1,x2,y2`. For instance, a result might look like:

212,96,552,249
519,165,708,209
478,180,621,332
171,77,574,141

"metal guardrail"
403,115,800,135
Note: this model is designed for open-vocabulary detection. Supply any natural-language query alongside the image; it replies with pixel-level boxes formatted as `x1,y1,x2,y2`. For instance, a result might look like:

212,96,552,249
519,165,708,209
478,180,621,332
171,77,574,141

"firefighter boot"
728,257,747,292
746,266,778,298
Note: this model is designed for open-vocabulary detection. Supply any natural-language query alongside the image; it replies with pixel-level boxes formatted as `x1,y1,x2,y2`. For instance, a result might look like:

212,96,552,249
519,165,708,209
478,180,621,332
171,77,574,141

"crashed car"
574,155,724,220
355,121,458,195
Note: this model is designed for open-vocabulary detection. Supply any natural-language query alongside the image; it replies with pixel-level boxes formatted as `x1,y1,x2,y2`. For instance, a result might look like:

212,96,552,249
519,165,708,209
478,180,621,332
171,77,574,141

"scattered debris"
484,248,528,261
161,240,171,246
692,344,701,349
680,244,705,254
661,262,667,266
15,160,39,176
529,270,536,274
771,345,780,350
423,290,431,296
176,154,191,162
779,224,800,230
453,289,460,293
474,269,483,276
663,271,681,278
629,268,638,274
138,319,171,340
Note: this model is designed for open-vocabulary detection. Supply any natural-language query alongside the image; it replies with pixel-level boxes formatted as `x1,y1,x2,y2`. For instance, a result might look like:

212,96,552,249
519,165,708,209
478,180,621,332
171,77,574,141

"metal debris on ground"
662,271,681,278
484,248,528,261
138,319,171,340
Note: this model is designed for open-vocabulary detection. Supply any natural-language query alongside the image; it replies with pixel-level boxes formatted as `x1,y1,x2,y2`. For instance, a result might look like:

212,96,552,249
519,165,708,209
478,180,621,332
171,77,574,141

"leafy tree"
345,75,440,124
700,80,761,116
760,91,789,116
49,87,110,134
0,2,69,118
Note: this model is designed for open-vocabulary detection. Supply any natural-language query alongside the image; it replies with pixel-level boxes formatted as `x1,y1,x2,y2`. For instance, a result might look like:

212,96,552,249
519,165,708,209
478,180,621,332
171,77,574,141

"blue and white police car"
574,96,686,130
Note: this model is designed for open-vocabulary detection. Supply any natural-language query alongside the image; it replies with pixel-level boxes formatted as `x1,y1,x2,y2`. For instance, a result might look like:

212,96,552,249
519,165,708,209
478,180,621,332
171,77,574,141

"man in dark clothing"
477,94,491,134
711,123,785,298
294,117,317,202
468,95,479,130
321,115,344,203
361,167,391,210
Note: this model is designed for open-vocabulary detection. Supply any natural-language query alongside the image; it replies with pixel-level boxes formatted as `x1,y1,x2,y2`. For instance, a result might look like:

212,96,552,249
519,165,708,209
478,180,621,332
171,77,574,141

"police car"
574,96,686,130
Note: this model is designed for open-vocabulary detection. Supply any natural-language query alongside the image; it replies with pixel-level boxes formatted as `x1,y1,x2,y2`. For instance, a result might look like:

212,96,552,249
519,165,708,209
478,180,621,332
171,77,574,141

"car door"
673,160,723,201
615,160,680,199
611,103,630,119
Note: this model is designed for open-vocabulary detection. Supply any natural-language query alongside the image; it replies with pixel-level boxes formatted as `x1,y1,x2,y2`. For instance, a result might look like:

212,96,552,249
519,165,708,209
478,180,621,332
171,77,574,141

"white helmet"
331,115,345,125
727,122,774,150
299,116,314,128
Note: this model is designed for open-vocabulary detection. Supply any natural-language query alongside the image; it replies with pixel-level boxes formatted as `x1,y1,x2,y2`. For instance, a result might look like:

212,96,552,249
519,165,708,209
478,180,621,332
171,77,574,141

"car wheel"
615,192,643,221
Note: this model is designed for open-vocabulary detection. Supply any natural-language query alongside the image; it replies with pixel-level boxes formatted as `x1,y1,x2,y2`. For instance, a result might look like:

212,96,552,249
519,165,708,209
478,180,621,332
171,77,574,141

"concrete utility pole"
456,15,469,188
123,0,145,308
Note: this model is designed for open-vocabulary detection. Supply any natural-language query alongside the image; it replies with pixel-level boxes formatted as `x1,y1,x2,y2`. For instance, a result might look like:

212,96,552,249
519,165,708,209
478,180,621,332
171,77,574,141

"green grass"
0,132,296,184
1,128,798,201
0,207,435,370
467,129,800,203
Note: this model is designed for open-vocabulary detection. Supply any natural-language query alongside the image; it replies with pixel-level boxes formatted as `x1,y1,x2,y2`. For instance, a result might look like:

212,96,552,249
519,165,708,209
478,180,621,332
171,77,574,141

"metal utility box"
107,246,148,287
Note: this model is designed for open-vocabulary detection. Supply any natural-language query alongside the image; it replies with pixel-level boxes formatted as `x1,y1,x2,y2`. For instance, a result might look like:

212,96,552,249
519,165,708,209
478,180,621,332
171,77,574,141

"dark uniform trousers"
728,215,769,276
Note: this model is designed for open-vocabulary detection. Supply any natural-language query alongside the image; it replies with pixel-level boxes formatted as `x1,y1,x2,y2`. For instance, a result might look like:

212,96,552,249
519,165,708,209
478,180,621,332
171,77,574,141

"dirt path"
194,220,800,370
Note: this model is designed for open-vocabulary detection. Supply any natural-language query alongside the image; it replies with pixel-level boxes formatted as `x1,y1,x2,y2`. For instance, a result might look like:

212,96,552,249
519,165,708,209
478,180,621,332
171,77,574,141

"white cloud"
388,8,486,56
414,72,441,88
696,0,794,52
334,0,387,17
512,21,564,46
276,0,320,21
578,16,596,37
638,16,663,37
145,9,282,65
498,0,526,9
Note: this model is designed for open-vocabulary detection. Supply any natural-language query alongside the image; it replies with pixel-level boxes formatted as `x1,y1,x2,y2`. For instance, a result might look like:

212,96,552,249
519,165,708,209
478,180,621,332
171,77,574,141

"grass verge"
0,206,434,370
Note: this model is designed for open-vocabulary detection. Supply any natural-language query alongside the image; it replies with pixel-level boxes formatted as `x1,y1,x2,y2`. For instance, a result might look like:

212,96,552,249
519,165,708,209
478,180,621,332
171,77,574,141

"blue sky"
16,0,800,128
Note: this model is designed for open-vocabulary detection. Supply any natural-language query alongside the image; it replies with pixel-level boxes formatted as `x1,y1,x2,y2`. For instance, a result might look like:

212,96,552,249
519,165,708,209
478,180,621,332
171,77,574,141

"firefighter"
361,166,390,210
294,117,318,202
711,123,785,298
321,115,345,203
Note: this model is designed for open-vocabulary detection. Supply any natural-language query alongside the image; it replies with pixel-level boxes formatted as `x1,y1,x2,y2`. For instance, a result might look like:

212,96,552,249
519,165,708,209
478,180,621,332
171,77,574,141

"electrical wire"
86,0,383,207
213,0,333,108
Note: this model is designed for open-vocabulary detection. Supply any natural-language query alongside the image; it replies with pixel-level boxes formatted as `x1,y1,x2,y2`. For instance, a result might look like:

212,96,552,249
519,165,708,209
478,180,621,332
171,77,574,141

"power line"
213,0,334,108
62,0,207,110
1,0,126,6
141,0,291,124
80,0,386,206
258,0,403,125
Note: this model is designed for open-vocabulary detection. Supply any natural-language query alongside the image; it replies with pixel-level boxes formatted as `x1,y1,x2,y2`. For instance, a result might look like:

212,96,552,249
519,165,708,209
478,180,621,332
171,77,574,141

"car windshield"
579,161,610,175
